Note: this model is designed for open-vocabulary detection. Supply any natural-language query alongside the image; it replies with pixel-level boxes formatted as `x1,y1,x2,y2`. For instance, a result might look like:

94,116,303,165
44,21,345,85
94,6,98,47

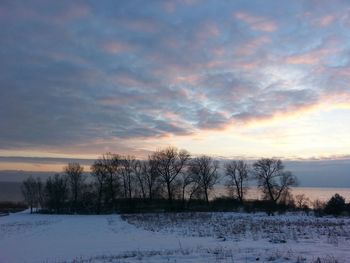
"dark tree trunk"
204,188,209,205
167,182,172,204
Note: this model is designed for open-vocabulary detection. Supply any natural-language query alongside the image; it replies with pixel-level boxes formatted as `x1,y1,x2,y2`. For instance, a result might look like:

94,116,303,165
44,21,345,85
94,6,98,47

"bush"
324,194,346,216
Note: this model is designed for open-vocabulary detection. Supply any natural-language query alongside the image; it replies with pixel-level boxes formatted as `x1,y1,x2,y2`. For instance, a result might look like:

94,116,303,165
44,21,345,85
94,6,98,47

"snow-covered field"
0,211,349,263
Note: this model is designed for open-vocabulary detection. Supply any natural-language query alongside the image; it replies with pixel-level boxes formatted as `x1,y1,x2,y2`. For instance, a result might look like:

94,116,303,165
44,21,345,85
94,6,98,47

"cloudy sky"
1,0,350,175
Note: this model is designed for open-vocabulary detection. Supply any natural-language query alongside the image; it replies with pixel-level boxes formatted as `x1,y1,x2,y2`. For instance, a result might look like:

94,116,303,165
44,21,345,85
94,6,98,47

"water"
213,186,350,203
0,182,22,202
0,181,349,204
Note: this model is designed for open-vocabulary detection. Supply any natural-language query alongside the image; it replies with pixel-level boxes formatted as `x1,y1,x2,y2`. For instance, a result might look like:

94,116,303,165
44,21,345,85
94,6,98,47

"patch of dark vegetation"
24,197,301,215
18,147,350,217
0,201,27,214
324,194,348,216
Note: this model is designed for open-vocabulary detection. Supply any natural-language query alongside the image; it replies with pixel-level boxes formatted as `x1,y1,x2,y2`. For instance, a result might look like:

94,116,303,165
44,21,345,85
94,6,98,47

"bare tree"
253,158,298,204
313,199,326,216
133,160,146,199
295,194,310,210
120,156,137,200
152,147,190,203
21,176,40,213
142,158,161,200
188,155,220,204
64,162,85,213
91,158,109,214
98,153,121,210
178,171,204,206
225,160,249,203
187,179,202,202
179,171,194,204
45,174,68,213
36,177,44,208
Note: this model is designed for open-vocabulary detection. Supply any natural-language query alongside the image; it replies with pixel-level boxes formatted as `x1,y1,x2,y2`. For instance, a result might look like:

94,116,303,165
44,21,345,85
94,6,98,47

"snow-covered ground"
0,211,349,263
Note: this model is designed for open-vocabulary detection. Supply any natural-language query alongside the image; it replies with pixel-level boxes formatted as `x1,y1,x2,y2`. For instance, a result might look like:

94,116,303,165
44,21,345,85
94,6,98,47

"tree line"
21,146,300,214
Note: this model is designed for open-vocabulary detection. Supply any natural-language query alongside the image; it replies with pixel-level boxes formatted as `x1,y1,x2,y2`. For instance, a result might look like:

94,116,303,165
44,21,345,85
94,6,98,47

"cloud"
101,41,133,54
286,48,335,65
235,36,271,56
316,15,336,27
0,0,350,161
234,12,278,32
195,108,230,130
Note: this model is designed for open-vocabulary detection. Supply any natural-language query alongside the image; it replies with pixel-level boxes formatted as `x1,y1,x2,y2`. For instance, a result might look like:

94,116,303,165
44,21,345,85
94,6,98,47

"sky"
0,0,350,180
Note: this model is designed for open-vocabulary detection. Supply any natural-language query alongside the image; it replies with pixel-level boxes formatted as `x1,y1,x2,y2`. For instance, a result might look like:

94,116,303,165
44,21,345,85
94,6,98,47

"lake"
213,186,350,203
0,181,349,204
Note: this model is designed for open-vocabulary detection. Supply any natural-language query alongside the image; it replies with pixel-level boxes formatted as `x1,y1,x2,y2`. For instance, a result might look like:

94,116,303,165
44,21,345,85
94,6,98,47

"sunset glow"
1,0,350,171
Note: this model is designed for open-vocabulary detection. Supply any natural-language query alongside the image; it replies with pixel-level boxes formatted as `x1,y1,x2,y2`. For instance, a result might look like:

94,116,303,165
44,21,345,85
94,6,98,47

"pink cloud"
0,6,8,19
235,36,271,56
203,23,220,38
161,111,184,123
59,3,90,21
286,48,334,65
286,54,319,65
98,97,130,106
47,51,87,65
181,0,200,5
129,20,158,33
1,2,90,25
111,74,145,87
163,2,176,13
235,12,278,32
196,22,220,42
162,0,199,12
234,60,260,70
102,41,133,54
174,74,201,85
315,15,336,27
212,46,225,56
335,67,350,77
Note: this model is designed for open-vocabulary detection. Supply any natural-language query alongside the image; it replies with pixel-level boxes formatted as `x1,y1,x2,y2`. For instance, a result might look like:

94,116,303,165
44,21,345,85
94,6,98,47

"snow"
0,211,349,263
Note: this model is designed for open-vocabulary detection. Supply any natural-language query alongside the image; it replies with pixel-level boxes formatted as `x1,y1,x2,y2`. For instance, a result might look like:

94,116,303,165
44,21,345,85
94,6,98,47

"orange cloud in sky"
0,162,91,172
3,0,350,171
241,92,350,130
2,95,350,172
